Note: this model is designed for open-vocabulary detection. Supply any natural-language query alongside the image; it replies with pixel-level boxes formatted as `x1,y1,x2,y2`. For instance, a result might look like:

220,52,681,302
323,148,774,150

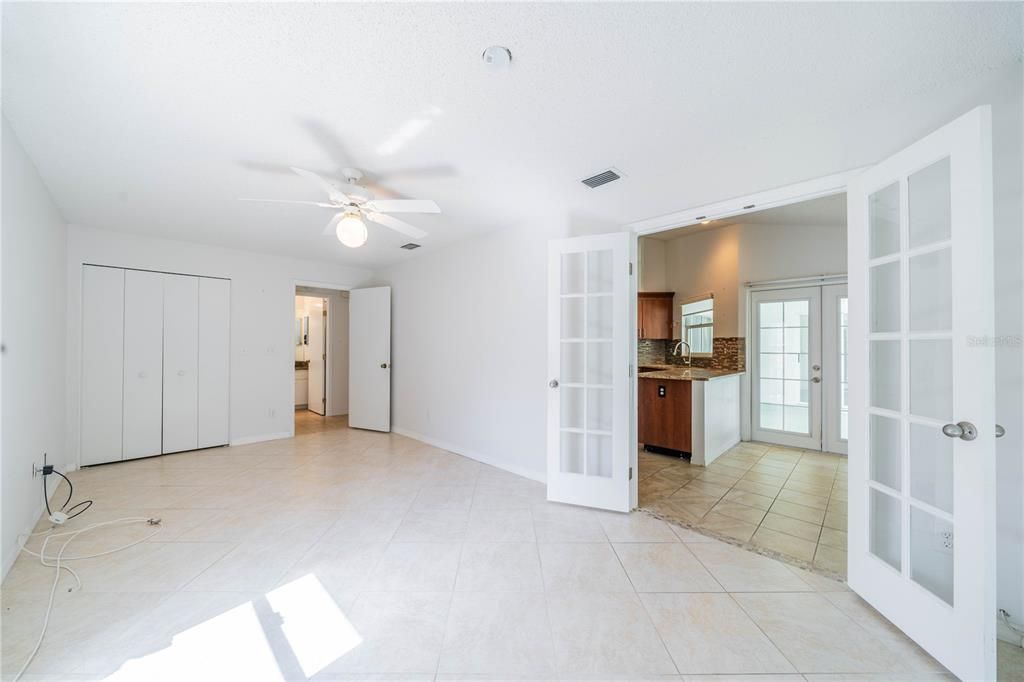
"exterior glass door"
750,286,822,449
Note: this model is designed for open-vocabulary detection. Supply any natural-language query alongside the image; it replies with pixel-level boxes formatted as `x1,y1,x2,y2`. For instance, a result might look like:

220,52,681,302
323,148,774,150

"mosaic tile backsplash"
638,336,746,372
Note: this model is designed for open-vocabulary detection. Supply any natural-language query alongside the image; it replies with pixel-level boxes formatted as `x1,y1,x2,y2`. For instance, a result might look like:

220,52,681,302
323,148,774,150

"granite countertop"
637,364,745,381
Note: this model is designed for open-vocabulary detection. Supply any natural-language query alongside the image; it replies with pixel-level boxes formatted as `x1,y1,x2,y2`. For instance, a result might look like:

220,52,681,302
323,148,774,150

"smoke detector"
482,46,512,69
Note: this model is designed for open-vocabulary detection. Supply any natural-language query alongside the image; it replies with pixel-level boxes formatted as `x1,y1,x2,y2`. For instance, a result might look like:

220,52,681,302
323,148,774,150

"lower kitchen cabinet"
638,377,692,454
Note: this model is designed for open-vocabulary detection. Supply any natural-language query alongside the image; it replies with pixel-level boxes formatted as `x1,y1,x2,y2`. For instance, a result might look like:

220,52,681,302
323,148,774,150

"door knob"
549,379,559,388
942,422,977,441
996,424,1005,438
177,369,185,376
380,363,389,369
812,364,821,371
811,376,821,383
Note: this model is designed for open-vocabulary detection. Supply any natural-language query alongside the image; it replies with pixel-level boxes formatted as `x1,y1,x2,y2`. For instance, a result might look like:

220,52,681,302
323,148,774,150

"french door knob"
996,424,1006,438
812,364,821,371
942,422,977,441
380,363,389,369
811,376,821,383
549,379,559,388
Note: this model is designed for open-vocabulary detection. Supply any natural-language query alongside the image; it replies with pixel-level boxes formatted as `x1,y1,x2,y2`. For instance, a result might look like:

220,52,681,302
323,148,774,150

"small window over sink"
681,297,714,356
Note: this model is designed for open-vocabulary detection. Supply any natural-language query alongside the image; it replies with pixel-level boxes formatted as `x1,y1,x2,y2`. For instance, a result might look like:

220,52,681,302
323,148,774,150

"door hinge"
322,353,326,360
629,466,633,480
628,262,633,275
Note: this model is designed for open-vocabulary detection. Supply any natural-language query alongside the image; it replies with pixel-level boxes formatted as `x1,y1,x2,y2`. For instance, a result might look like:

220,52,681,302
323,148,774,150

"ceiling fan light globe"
336,214,368,248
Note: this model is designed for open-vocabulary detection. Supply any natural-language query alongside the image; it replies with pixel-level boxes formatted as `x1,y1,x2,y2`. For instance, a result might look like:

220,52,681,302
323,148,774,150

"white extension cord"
13,517,162,682
1000,608,1024,648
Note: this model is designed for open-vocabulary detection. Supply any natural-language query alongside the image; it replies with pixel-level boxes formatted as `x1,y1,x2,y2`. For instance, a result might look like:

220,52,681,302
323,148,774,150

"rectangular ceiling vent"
581,168,622,188
400,242,421,250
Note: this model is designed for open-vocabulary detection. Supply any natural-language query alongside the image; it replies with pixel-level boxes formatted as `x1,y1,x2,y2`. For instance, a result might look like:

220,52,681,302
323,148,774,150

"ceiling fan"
241,167,439,248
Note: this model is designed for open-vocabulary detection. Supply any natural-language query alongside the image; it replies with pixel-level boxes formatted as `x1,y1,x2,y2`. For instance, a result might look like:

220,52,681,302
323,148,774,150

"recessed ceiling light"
482,46,512,69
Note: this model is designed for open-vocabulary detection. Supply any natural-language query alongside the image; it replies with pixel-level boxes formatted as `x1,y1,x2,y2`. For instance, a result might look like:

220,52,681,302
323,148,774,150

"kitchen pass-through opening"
635,193,852,578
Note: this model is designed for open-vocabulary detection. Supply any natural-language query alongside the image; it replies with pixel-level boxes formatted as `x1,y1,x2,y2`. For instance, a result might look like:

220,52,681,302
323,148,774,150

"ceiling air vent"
581,168,622,189
400,243,421,250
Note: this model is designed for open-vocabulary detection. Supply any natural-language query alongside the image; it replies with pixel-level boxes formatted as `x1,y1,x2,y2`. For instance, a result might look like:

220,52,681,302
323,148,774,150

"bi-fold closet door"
80,265,230,466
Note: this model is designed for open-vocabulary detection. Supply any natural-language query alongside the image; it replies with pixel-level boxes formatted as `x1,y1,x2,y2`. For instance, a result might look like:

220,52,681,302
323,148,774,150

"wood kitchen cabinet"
638,292,674,339
638,377,692,454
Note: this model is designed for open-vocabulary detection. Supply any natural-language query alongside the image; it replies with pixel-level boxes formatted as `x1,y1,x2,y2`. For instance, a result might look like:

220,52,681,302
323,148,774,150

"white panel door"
750,286,822,450
547,232,631,512
307,298,326,416
348,287,390,431
198,277,230,448
162,274,199,454
80,265,125,466
847,106,995,681
122,269,164,460
822,284,849,454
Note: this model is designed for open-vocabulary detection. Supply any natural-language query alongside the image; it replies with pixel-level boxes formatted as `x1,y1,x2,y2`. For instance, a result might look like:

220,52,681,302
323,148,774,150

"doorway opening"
635,192,851,578
293,285,350,435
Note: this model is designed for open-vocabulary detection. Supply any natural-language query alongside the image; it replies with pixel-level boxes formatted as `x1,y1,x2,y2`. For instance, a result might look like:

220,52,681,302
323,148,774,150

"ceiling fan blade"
240,198,337,208
322,213,345,236
365,211,428,239
290,167,351,203
365,199,440,214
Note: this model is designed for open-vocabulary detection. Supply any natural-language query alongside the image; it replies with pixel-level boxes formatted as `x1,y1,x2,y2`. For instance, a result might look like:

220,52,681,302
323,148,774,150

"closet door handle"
177,369,186,376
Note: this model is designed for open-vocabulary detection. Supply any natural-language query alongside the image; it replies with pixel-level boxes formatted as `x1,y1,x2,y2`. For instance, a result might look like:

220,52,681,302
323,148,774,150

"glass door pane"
558,248,615,479
864,158,957,606
751,287,822,450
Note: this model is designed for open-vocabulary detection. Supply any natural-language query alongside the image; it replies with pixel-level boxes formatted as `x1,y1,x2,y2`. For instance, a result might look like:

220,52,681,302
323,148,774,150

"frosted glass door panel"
81,266,125,466
163,274,199,454
557,248,615,478
122,269,164,460
547,232,631,512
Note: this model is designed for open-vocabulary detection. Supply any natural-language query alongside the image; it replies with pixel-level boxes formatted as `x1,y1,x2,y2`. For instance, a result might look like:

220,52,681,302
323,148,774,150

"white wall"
65,226,372,458
375,225,565,482
1,117,68,577
655,222,847,338
374,65,1023,627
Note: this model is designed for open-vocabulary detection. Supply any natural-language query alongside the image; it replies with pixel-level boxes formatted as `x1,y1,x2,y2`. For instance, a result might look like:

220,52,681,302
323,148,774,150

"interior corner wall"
373,226,559,482
1,117,68,579
64,226,373,464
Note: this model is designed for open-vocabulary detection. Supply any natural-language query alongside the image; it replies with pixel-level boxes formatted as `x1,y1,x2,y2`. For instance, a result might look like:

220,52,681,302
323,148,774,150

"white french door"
751,286,823,450
847,106,995,681
547,232,632,512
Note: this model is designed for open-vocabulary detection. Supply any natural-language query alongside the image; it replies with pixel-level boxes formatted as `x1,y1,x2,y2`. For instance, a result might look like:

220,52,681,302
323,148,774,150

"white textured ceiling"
2,3,1019,267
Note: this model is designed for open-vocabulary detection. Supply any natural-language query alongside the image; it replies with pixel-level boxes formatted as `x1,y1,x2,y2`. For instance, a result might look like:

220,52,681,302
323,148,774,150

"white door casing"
307,298,326,416
847,106,996,681
547,232,632,512
349,286,391,432
750,286,822,450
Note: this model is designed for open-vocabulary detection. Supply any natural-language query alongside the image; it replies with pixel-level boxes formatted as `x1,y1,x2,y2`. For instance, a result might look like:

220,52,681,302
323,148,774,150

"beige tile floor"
640,441,849,578
2,412,1014,680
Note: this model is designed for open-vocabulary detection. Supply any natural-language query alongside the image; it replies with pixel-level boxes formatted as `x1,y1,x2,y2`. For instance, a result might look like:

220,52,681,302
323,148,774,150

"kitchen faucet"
672,339,692,366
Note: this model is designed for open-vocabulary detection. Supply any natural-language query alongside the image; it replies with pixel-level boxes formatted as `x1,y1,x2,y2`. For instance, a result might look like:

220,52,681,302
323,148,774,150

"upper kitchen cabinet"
637,292,674,339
